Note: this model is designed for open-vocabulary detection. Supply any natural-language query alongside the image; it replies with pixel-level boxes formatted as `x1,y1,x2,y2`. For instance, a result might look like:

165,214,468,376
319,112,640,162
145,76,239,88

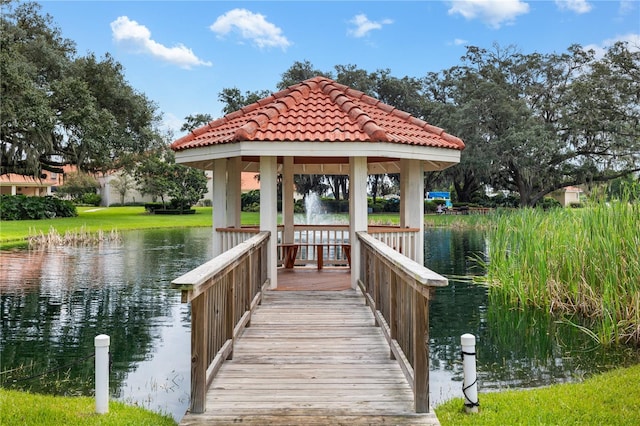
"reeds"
27,226,121,248
483,200,640,346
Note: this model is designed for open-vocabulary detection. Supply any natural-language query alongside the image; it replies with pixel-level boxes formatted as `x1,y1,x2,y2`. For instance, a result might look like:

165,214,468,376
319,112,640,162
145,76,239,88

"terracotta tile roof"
171,76,464,152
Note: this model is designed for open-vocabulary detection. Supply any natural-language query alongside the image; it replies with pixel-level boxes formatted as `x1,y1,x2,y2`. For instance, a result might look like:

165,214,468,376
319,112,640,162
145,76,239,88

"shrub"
81,193,101,206
0,195,77,220
241,190,260,211
144,202,165,212
537,197,562,210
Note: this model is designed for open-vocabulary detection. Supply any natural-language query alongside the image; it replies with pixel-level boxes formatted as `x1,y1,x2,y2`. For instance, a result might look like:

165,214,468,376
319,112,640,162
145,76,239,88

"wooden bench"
280,243,351,270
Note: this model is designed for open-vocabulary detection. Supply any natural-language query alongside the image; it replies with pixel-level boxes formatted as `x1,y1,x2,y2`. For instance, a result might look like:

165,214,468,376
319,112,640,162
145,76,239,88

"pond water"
1,227,638,422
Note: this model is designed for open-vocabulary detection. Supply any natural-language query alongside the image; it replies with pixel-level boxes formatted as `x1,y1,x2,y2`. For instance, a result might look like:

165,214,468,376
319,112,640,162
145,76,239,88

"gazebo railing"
217,225,421,267
357,231,448,412
217,227,261,251
367,226,420,260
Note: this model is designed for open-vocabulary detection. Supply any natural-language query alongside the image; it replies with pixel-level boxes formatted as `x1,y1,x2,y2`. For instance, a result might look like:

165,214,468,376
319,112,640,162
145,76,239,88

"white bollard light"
94,334,110,414
461,333,479,413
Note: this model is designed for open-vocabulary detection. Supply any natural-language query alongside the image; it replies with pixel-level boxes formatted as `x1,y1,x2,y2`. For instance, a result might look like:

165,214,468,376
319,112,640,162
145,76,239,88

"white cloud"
347,14,394,38
210,9,291,49
453,38,468,46
584,33,640,58
447,0,530,29
555,0,592,14
619,0,637,14
110,16,211,69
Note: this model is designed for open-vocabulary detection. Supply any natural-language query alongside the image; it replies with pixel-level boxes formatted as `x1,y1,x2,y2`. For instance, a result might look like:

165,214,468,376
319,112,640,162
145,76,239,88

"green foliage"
56,172,99,201
109,174,135,205
423,43,640,206
368,197,399,213
180,113,213,132
0,389,176,426
0,2,163,176
436,365,640,426
144,202,165,213
0,195,77,220
537,197,562,210
81,193,101,206
217,87,271,115
607,173,640,202
167,164,208,210
241,190,260,211
134,148,207,210
482,193,520,208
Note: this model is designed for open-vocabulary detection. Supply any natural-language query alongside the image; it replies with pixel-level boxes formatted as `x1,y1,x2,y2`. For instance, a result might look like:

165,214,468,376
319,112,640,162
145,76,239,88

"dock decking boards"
179,272,440,425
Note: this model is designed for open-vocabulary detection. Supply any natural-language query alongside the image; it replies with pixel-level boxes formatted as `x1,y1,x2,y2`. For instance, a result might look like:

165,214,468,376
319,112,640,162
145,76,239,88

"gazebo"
170,76,466,417
171,76,464,289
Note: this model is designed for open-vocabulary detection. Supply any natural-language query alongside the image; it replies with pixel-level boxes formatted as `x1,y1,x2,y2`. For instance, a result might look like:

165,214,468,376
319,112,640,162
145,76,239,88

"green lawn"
436,364,640,426
2,365,638,425
0,207,241,249
0,389,176,426
1,207,487,250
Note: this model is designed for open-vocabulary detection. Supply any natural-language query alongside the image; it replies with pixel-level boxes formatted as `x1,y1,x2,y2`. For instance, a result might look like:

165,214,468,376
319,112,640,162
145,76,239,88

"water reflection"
0,228,211,421
2,227,638,421
425,228,640,405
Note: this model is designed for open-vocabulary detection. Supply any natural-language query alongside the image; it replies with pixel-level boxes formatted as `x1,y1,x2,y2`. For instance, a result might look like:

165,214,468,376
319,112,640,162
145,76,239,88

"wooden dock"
179,270,440,425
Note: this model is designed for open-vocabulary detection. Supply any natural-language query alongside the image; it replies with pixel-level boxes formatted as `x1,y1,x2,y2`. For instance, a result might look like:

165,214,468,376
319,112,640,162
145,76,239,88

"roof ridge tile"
241,102,261,114
226,110,244,120
360,95,380,106
257,95,276,106
377,103,395,113
391,110,411,120
345,88,365,99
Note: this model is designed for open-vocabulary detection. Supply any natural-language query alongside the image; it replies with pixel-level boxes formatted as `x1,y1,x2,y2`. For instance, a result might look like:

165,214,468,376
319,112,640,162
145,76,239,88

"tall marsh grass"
27,226,121,248
483,201,640,346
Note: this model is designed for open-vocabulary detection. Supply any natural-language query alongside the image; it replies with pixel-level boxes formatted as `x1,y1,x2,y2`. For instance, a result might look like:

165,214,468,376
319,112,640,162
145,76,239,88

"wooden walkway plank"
179,279,440,425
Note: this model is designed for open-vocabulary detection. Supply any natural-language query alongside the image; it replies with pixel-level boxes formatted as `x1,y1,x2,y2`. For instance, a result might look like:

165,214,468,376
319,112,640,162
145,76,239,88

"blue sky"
38,1,639,137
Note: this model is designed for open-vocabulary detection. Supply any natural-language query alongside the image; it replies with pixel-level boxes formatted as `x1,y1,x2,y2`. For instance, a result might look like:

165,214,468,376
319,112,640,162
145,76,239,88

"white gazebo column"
349,156,368,289
212,158,227,257
282,157,295,244
260,156,278,289
400,159,424,265
227,157,242,228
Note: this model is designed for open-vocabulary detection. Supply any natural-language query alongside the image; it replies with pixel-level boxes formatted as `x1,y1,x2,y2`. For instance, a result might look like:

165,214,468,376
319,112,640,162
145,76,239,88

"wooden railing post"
413,290,429,412
389,274,398,360
190,294,207,414
226,272,235,360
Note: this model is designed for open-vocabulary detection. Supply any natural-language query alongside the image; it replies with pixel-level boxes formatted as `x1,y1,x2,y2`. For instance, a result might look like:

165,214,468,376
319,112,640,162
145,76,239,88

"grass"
436,364,640,426
0,389,176,425
483,201,640,345
4,366,638,426
1,207,487,250
0,207,246,249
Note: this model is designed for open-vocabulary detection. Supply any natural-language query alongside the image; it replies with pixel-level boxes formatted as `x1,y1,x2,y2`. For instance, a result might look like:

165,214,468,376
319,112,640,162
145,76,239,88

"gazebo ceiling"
171,76,464,173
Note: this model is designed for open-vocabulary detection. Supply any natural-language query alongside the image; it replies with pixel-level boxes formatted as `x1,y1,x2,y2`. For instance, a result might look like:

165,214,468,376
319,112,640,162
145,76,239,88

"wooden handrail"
356,231,448,413
172,231,270,414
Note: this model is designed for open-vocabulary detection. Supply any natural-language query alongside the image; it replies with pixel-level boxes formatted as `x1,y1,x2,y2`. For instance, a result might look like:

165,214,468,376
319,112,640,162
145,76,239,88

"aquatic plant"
27,226,121,248
482,200,640,346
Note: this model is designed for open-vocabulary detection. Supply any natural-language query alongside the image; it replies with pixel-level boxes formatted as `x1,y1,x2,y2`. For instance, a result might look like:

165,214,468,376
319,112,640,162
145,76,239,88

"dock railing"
171,231,270,414
357,231,448,412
